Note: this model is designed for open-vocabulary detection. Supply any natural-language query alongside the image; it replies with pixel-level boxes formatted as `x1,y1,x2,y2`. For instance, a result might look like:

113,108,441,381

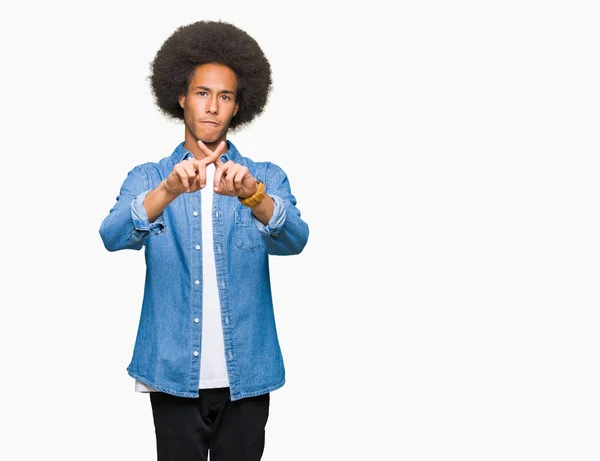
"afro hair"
149,20,272,130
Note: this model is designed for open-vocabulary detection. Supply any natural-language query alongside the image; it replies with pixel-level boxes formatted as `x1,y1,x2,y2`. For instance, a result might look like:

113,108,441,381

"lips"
200,120,220,126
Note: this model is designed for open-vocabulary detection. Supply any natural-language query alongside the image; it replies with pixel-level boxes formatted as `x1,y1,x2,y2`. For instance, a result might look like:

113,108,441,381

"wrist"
238,180,266,207
160,179,180,200
238,181,259,200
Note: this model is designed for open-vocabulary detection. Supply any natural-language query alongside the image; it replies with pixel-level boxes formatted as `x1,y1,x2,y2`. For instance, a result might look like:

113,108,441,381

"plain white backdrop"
1,0,599,459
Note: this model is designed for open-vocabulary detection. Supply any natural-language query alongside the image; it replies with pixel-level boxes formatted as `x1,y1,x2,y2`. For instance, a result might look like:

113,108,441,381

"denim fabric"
99,141,309,400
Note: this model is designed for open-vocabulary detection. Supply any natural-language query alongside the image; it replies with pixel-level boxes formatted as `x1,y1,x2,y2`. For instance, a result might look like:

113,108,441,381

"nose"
206,96,218,114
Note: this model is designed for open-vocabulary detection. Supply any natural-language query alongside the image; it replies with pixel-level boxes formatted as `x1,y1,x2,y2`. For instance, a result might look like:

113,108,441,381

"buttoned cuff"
131,190,166,236
252,195,286,237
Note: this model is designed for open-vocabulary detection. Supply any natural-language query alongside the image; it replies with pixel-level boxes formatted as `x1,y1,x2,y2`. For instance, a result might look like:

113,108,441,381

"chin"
196,129,225,145
193,132,217,144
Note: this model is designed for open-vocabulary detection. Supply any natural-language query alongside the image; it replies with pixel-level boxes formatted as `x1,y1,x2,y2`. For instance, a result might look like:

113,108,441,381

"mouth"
200,120,220,126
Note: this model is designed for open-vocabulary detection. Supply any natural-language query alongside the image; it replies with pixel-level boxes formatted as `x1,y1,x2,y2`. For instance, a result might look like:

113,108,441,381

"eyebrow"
192,86,236,95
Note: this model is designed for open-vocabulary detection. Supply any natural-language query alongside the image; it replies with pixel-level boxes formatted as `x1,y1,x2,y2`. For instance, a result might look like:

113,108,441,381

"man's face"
178,63,239,148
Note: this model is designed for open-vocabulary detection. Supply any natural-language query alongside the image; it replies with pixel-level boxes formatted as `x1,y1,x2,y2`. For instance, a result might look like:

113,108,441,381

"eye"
221,95,231,101
197,91,207,96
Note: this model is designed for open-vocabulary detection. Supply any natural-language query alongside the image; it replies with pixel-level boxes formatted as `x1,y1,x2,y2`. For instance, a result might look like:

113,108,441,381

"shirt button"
195,244,201,250
194,318,199,324
193,211,198,217
193,351,199,357
194,280,200,285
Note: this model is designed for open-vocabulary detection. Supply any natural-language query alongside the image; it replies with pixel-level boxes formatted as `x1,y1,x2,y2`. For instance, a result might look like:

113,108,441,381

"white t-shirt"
198,164,229,388
135,163,229,392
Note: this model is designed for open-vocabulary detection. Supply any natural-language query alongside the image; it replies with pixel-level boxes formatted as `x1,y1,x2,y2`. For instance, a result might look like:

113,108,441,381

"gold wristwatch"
238,180,266,207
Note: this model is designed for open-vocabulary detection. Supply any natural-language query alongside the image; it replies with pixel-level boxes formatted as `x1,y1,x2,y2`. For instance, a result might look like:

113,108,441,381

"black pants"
149,387,270,461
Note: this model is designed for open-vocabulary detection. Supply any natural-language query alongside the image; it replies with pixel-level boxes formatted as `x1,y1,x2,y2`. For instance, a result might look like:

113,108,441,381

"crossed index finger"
198,139,228,167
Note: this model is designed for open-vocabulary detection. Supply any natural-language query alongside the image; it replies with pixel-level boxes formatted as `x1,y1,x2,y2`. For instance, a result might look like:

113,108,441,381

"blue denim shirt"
99,141,309,400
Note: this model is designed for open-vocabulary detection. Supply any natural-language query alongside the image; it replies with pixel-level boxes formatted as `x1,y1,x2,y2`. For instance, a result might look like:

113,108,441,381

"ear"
233,103,239,116
178,94,185,109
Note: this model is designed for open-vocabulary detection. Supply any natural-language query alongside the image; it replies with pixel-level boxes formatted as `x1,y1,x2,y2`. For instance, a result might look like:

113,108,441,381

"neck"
183,130,227,160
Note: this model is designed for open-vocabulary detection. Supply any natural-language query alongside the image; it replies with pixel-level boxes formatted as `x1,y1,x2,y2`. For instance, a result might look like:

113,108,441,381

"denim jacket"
99,141,309,400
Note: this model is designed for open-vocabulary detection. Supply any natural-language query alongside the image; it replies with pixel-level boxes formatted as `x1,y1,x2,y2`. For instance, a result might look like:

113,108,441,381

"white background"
1,1,599,460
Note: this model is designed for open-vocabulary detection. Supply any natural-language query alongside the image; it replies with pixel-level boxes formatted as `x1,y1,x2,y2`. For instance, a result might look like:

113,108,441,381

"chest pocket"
234,207,265,252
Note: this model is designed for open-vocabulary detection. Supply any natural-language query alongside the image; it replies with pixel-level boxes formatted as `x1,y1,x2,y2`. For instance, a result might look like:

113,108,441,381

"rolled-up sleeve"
252,164,309,256
252,194,286,236
99,166,165,251
131,190,166,234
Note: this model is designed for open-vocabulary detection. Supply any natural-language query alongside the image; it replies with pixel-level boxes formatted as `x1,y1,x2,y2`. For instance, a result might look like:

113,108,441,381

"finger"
213,140,228,167
202,150,221,168
174,168,190,191
232,167,246,192
196,139,213,158
191,166,202,190
183,162,199,184
191,160,207,189
179,161,200,192
224,164,237,195
233,166,250,190
198,140,228,167
212,161,229,193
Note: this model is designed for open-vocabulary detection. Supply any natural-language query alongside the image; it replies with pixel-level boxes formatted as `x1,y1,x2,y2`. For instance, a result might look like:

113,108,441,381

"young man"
99,20,309,461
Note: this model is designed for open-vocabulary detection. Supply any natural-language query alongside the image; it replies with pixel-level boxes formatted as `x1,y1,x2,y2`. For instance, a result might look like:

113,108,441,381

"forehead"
188,63,238,91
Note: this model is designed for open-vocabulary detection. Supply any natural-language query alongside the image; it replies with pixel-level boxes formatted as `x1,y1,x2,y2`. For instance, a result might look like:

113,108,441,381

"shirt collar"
172,140,238,164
